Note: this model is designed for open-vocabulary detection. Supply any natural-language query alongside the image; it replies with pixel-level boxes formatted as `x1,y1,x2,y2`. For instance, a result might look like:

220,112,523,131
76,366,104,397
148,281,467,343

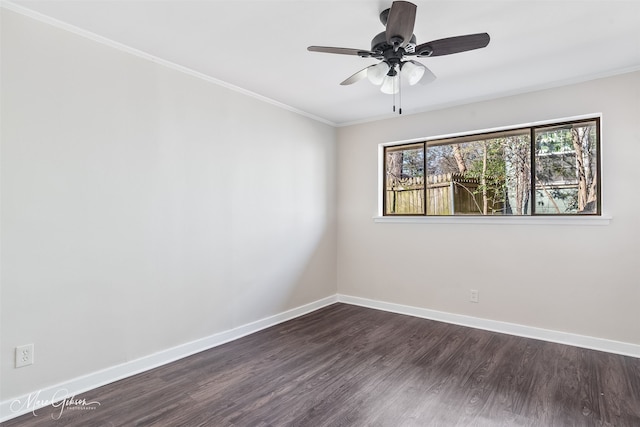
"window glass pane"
381,118,600,217
385,144,425,214
534,120,598,214
425,133,530,215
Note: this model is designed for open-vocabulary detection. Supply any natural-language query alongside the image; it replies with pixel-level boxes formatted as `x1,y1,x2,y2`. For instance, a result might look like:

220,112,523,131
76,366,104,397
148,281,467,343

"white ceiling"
7,0,640,125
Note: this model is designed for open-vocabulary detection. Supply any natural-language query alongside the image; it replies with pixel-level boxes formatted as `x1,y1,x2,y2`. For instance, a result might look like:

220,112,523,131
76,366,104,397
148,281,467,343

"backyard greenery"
384,119,599,216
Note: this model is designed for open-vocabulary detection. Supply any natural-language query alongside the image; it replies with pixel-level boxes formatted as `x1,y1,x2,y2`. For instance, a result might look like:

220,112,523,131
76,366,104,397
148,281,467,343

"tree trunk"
515,171,524,215
482,141,488,215
452,144,467,174
571,128,589,211
387,151,403,186
571,127,598,211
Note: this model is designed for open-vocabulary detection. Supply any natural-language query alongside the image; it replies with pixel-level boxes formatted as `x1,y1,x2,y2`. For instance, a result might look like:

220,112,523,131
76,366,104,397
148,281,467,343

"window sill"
373,214,612,226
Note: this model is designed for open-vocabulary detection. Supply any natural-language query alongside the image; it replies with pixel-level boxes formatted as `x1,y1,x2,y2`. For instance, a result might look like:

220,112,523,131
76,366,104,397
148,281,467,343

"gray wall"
337,70,640,346
1,10,337,400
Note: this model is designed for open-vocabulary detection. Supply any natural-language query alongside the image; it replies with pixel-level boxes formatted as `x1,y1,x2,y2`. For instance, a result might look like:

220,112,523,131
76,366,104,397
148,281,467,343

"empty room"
1,1,639,426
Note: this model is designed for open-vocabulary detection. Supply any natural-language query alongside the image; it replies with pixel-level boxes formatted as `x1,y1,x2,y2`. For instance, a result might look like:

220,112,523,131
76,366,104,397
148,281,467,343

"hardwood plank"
3,303,639,426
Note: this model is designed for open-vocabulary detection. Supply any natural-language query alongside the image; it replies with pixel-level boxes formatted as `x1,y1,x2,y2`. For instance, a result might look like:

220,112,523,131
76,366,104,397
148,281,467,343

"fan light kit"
308,1,490,114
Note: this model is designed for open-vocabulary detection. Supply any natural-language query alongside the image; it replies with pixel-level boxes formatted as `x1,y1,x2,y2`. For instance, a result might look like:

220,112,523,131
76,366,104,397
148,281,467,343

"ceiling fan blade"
307,46,375,57
406,60,437,85
414,33,490,57
340,66,373,85
385,1,417,49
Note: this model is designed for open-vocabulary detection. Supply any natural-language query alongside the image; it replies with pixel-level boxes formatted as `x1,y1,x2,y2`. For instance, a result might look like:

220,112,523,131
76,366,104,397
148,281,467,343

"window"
383,118,600,216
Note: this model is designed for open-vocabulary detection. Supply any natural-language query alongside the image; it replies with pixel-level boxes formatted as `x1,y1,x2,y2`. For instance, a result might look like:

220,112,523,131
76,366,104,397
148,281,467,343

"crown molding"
1,1,337,127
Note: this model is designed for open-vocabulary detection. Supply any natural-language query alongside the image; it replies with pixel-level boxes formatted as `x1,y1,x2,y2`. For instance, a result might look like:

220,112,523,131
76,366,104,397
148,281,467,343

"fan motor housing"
371,31,417,72
371,32,416,53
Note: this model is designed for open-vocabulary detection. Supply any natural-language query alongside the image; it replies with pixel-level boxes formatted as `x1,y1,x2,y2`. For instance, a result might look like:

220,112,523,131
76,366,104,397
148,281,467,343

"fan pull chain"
398,68,402,115
391,64,403,114
392,70,396,113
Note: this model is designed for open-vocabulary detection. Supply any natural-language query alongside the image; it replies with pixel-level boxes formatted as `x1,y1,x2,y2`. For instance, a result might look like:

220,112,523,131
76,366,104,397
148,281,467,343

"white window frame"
375,114,612,225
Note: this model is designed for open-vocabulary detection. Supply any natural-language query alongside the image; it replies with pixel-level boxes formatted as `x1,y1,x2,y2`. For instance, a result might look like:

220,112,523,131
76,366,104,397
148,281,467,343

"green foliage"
458,139,507,213
385,120,597,215
465,140,506,181
536,128,573,154
401,148,424,178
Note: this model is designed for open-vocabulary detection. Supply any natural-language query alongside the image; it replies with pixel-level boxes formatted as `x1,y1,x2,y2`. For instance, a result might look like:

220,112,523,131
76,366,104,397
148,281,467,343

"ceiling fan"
308,1,490,102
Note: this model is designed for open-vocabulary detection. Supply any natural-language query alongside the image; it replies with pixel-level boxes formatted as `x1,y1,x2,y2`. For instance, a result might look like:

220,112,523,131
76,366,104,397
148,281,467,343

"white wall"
337,71,640,346
1,9,336,401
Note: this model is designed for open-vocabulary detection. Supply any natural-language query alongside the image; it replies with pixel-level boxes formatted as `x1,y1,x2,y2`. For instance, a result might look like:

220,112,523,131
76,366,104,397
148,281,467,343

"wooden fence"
386,173,503,215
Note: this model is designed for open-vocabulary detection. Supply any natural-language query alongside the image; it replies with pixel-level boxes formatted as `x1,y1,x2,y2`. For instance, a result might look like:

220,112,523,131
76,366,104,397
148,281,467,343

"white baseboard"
4,293,638,422
337,294,640,359
0,295,338,422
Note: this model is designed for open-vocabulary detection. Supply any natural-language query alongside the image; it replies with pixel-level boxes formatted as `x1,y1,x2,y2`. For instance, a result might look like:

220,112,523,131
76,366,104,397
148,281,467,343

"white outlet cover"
470,290,479,303
15,344,34,368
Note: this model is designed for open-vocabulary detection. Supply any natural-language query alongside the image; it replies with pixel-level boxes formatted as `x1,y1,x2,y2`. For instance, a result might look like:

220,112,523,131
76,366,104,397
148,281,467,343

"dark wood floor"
3,303,639,426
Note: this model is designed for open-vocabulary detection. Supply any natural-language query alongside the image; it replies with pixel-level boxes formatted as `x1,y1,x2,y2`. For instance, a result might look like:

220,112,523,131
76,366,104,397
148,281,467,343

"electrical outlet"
470,289,479,303
15,344,34,368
